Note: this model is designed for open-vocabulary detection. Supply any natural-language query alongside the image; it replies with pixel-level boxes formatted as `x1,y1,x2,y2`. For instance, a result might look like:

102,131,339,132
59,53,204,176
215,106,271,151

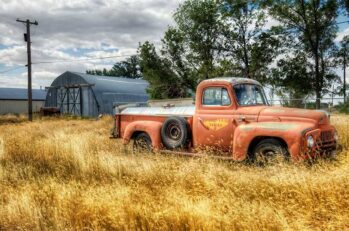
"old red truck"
112,77,338,162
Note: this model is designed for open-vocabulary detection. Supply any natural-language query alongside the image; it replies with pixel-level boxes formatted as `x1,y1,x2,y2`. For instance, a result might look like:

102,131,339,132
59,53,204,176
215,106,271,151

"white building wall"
0,100,45,115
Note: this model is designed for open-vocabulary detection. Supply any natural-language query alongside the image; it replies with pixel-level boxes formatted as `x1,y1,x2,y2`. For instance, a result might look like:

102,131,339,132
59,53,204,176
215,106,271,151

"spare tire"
161,116,190,150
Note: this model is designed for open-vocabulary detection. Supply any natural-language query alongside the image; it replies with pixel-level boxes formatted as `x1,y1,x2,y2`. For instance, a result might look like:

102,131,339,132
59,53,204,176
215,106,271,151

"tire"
133,132,152,153
251,138,289,165
161,116,190,150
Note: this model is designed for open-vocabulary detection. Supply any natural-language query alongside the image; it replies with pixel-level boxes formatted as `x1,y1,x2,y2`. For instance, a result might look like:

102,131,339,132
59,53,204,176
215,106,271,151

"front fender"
232,122,316,161
123,121,163,149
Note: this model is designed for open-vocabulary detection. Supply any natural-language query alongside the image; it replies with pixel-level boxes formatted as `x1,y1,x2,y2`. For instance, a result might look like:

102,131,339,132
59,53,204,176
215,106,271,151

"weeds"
0,115,348,230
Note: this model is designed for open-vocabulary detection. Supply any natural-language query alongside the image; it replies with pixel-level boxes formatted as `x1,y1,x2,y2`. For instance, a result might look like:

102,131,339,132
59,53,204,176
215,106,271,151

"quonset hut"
45,71,149,117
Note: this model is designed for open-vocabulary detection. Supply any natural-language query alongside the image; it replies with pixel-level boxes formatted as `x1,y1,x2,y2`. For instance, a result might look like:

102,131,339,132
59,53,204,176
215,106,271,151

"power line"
336,20,349,25
12,20,349,66
32,54,137,65
0,65,25,74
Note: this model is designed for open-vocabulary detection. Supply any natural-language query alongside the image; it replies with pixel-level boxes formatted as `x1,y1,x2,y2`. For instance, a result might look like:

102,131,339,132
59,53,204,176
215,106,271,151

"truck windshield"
233,84,268,106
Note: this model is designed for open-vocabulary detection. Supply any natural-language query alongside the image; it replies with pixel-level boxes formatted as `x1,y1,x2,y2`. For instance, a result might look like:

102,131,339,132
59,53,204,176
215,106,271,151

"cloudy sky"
0,0,183,89
0,0,348,90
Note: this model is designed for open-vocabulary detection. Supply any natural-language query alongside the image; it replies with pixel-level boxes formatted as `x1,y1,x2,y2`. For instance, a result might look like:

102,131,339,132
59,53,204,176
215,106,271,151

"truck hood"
257,107,329,125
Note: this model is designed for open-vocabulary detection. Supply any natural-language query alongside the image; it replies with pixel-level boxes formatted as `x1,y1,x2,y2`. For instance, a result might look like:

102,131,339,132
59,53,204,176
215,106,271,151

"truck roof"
202,77,261,86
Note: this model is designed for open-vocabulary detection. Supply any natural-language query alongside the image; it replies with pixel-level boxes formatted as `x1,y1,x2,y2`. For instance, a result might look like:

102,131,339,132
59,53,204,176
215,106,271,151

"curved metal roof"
49,71,149,114
50,71,149,93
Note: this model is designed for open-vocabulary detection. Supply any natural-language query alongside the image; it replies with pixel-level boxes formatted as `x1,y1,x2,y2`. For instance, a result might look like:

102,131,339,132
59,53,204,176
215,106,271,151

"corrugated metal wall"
0,100,45,114
46,86,99,117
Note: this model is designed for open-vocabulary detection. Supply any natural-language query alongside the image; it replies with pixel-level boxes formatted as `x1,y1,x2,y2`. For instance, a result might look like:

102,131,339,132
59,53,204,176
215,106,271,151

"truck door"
193,86,237,152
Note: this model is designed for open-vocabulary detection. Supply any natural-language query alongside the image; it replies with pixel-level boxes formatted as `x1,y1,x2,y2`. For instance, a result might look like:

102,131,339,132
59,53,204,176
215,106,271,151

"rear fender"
232,122,315,161
123,121,163,149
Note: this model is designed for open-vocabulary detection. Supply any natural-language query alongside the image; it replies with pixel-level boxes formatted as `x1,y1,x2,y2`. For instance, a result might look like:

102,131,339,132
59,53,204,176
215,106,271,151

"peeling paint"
239,125,254,132
241,122,299,131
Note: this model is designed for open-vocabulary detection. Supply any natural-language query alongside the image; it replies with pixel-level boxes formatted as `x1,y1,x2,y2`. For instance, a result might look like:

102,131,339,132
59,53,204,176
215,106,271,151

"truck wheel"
251,138,289,165
133,132,152,153
161,117,190,150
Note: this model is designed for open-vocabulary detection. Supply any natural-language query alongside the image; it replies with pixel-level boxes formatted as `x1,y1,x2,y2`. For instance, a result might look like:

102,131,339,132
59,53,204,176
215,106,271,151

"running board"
160,150,235,161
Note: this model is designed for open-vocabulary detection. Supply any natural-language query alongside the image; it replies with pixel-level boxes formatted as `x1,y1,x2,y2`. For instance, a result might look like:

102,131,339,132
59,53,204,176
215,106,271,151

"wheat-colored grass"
0,114,349,230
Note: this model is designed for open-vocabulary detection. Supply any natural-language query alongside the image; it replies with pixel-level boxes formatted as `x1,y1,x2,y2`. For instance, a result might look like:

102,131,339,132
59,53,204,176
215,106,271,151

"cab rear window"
202,87,231,106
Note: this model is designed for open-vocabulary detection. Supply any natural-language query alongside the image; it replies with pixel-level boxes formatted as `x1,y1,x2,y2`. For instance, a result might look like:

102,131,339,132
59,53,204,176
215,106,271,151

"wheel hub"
167,124,182,140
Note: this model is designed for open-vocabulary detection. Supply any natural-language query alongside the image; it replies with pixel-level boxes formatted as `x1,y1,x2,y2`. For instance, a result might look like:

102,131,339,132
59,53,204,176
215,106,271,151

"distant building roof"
0,88,47,101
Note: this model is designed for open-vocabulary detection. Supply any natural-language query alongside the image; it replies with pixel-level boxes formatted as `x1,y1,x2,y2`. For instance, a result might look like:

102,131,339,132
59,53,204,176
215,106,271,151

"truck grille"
321,131,333,142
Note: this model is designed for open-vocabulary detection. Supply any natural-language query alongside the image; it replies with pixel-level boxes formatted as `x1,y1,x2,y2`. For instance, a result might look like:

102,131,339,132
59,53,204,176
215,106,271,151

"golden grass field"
0,114,349,230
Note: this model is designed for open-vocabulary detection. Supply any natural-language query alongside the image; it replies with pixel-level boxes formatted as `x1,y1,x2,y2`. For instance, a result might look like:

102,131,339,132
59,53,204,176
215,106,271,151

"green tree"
161,27,197,93
219,0,280,82
336,36,349,102
341,0,349,13
109,55,142,78
138,0,227,99
272,52,315,107
174,0,222,80
268,0,339,109
86,55,142,78
138,41,192,99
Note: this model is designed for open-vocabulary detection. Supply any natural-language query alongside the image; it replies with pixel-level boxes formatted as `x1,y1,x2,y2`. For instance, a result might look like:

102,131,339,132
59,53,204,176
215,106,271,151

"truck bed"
120,106,195,117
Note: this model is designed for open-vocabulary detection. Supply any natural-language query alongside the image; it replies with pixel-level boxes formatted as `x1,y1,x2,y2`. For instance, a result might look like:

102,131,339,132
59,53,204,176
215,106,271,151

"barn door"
57,87,82,116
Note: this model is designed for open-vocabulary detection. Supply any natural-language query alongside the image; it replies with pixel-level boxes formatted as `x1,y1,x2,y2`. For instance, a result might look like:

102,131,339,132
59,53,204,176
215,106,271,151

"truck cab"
114,77,338,162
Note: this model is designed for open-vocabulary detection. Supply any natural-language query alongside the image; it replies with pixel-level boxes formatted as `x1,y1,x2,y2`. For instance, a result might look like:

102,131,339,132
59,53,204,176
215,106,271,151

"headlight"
307,136,315,148
334,131,339,142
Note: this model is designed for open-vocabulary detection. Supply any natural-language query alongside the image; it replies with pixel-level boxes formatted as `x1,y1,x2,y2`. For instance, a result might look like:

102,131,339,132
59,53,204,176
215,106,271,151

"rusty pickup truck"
112,77,338,162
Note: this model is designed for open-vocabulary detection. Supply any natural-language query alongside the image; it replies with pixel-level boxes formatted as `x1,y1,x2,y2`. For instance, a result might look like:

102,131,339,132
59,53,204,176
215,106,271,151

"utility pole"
16,18,38,121
344,42,347,104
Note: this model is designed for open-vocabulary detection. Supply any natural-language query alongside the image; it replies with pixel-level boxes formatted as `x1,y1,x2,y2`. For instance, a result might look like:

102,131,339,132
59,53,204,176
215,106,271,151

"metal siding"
0,100,45,114
101,92,149,114
81,87,89,117
45,88,57,107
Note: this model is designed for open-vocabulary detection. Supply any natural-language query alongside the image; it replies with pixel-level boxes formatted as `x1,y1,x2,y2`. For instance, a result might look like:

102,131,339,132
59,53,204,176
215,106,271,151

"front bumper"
304,127,338,159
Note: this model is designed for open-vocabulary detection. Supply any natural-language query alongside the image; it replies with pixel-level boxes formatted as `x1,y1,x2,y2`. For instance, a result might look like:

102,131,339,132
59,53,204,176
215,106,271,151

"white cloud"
263,15,281,30
335,27,349,42
0,0,183,88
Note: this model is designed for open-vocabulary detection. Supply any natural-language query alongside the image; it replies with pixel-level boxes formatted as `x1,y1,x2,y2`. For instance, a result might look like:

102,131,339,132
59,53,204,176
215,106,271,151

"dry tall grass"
0,115,349,230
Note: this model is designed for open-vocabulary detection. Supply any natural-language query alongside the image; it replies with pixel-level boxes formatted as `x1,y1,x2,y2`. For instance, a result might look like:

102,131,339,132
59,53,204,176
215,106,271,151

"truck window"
202,87,231,106
234,84,268,106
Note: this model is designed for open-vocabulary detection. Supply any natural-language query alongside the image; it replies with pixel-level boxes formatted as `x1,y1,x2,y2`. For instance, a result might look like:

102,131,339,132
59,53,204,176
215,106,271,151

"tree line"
87,0,349,109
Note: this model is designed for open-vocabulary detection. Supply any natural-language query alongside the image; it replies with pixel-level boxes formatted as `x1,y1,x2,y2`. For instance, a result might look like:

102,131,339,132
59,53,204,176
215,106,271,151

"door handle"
239,116,246,122
198,118,209,130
